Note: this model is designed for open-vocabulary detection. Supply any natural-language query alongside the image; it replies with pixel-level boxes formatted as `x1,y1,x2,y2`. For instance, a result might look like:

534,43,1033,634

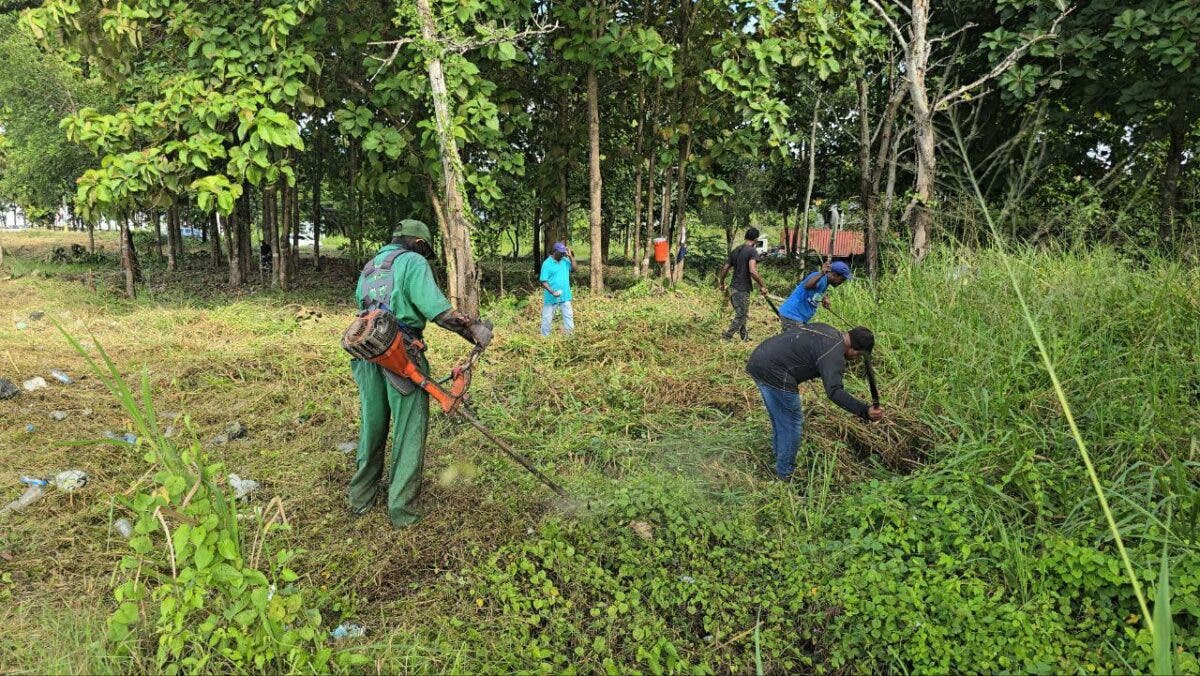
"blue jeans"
754,380,804,479
540,300,575,336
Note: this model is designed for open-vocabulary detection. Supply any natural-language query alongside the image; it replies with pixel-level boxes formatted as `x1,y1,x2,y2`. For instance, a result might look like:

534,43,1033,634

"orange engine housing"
342,309,470,414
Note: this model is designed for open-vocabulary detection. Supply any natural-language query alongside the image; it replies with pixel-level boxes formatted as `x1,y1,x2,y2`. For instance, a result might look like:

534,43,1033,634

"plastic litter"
212,421,247,445
25,424,35,433
50,411,68,422
1,482,46,515
227,473,259,500
0,379,19,400
15,321,27,331
50,470,88,492
23,377,47,392
329,623,366,640
336,441,357,453
49,370,74,385
112,518,134,539
102,431,138,444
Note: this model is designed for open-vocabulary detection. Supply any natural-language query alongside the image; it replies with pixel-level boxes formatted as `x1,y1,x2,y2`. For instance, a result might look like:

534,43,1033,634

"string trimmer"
341,310,568,498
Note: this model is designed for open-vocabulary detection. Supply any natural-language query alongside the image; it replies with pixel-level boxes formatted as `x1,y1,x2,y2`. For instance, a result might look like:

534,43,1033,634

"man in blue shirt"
539,242,575,336
777,261,851,332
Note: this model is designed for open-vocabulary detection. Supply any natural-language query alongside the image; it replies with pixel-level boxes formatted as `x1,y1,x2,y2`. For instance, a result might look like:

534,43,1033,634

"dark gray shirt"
726,244,757,292
745,323,870,419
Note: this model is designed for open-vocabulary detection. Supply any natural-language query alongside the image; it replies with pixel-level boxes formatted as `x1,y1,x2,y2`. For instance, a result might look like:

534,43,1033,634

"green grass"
0,230,1197,672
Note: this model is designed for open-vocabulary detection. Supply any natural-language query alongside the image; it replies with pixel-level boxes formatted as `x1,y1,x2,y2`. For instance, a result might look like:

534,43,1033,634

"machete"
863,354,881,407
762,293,781,318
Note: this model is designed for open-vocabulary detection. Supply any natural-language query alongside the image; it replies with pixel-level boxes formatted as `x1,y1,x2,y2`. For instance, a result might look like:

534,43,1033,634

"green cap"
392,219,432,241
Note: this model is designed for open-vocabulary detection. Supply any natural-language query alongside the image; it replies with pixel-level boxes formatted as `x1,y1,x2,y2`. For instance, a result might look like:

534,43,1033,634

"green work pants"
348,358,430,527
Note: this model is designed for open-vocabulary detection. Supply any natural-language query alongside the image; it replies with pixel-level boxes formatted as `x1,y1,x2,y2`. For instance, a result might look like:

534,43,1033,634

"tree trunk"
154,210,163,261
277,177,293,290
532,205,542,276
558,161,569,245
800,98,821,261
1159,115,1185,245
671,130,692,284
119,217,135,298
640,79,662,277
264,184,278,284
224,209,241,286
587,65,604,294
416,0,480,315
427,180,459,305
208,212,222,269
642,160,656,277
291,179,300,270
120,216,140,297
906,0,935,262
858,79,878,282
782,209,790,257
312,141,323,271
231,188,251,285
658,170,673,279
881,128,902,243
630,143,645,277
169,204,183,270
87,219,95,254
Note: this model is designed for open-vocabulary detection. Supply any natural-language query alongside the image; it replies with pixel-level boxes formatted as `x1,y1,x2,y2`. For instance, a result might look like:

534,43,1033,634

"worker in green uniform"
350,219,492,527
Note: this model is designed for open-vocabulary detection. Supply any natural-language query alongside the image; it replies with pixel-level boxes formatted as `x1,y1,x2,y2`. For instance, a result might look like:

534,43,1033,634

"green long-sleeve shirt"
354,245,452,330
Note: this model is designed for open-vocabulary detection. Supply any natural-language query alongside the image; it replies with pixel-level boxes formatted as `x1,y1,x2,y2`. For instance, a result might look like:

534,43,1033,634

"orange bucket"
653,237,669,264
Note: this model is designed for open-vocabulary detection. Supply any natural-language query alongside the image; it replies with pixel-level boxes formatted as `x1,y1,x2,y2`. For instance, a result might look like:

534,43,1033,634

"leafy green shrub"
463,479,825,673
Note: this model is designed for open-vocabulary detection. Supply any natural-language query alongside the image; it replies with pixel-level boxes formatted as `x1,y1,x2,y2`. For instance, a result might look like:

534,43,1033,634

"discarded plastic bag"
23,377,47,392
102,431,138,444
49,370,73,385
227,473,259,500
329,623,366,640
50,470,88,492
112,518,133,539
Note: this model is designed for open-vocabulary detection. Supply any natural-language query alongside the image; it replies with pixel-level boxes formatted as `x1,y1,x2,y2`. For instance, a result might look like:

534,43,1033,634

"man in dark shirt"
717,228,770,341
746,323,884,480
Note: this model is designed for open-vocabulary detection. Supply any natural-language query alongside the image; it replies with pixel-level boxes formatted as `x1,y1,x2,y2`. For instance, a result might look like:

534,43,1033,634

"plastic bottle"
1,480,46,515
50,370,73,385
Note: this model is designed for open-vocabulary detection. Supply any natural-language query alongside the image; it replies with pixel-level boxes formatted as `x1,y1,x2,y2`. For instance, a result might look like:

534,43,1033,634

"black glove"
470,320,493,348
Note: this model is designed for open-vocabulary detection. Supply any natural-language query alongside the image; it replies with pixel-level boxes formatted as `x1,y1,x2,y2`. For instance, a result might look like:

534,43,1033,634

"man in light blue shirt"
777,261,851,332
539,242,575,336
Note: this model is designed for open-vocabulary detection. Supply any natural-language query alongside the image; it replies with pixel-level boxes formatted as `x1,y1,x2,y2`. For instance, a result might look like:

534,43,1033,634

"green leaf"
194,545,214,570
217,537,239,561
1153,545,1173,675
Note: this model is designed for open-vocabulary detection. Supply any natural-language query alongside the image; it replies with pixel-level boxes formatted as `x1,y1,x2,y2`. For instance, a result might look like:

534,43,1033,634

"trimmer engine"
342,309,471,414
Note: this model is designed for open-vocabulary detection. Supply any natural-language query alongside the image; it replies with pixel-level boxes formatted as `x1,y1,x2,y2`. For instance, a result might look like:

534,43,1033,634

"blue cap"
553,242,568,254
830,261,852,279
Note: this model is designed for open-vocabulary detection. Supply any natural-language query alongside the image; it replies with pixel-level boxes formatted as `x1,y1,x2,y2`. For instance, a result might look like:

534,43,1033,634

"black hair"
745,227,760,242
848,326,874,352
